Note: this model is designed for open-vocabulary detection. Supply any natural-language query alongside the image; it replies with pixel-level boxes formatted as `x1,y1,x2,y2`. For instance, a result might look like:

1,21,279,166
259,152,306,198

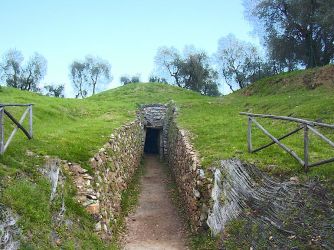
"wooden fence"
240,112,334,171
0,104,33,154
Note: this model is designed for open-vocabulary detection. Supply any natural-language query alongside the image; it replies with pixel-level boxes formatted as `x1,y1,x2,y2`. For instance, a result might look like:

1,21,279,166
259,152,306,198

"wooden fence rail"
0,104,33,154
240,112,334,171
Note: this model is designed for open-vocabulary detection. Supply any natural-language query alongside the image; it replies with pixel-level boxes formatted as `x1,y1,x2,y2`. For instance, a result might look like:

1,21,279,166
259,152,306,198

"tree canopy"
44,84,65,98
148,75,168,84
245,0,334,69
120,75,140,85
154,46,220,96
85,56,111,95
70,56,111,98
215,34,265,91
0,49,47,92
70,61,87,98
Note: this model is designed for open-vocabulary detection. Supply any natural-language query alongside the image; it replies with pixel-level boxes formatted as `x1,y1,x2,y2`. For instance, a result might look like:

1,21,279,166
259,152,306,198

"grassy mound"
0,65,333,248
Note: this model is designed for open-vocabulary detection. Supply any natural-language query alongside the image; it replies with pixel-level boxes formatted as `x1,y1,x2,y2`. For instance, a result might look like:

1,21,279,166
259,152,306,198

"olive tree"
215,34,263,91
84,56,111,95
44,84,64,98
0,49,47,92
70,56,111,98
70,61,87,98
244,0,334,68
154,46,220,96
154,47,183,87
120,75,140,85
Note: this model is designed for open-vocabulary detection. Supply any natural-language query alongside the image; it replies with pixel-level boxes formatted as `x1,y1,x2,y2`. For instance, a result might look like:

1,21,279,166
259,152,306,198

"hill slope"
0,65,333,248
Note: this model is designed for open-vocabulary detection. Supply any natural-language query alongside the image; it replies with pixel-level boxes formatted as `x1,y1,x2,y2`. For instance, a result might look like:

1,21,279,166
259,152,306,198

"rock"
82,174,93,180
55,238,62,246
200,212,206,221
77,195,87,203
193,188,201,198
103,223,108,233
86,194,97,200
192,162,197,171
290,176,300,184
86,203,100,214
0,204,20,249
94,222,102,232
70,164,85,174
80,168,88,174
82,200,94,206
197,169,205,178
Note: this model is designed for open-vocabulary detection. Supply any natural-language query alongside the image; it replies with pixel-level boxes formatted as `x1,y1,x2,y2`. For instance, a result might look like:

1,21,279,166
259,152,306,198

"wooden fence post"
304,124,309,172
248,116,252,153
0,108,4,154
29,105,33,138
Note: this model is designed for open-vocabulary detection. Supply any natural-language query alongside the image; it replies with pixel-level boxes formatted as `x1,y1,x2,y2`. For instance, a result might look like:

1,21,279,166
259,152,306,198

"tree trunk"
92,75,98,95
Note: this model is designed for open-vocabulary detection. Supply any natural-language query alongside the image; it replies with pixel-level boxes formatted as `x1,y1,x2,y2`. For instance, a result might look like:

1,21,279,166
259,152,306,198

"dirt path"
124,155,188,250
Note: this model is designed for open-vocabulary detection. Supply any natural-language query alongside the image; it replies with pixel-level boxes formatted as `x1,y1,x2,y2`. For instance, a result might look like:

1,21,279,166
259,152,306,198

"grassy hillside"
0,65,333,248
178,65,334,180
0,84,213,248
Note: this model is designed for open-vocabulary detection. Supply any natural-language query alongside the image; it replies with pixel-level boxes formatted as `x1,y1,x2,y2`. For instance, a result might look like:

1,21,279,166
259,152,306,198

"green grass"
178,86,334,180
1,170,111,249
1,74,332,179
0,65,333,248
2,178,52,246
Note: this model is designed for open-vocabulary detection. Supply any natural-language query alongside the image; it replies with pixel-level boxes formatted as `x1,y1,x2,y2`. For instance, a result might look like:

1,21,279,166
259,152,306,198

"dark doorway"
144,128,160,154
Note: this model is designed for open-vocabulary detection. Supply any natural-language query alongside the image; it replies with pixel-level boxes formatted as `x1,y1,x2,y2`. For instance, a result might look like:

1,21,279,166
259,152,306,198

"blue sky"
0,0,259,96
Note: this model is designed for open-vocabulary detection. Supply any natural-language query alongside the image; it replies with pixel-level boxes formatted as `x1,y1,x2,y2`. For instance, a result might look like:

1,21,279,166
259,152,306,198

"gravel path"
124,155,188,250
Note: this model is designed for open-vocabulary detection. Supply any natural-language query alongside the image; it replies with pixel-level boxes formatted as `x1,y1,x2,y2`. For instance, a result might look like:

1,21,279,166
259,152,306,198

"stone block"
86,203,100,214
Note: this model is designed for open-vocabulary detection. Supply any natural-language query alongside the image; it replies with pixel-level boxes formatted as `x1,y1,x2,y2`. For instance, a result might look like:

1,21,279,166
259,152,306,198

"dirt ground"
124,155,188,250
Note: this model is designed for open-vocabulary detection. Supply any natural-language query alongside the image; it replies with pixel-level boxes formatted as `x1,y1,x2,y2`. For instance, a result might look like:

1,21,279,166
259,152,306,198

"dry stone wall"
165,106,212,232
64,102,213,238
138,104,169,157
139,104,167,128
66,120,144,239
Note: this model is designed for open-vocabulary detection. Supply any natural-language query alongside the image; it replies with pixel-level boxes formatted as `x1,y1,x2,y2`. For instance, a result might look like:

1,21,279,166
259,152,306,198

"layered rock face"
0,204,20,250
207,159,334,249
